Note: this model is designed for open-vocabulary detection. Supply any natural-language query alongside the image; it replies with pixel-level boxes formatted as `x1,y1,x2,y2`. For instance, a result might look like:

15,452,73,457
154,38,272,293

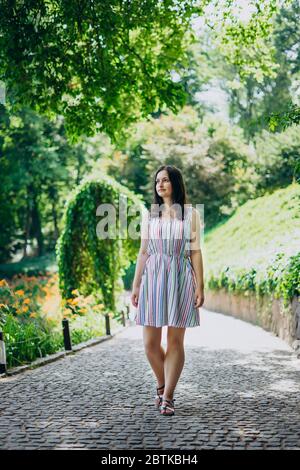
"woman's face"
155,170,172,199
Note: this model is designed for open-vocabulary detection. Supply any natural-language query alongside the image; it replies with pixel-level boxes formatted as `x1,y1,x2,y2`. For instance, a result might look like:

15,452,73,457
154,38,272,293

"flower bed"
0,275,123,369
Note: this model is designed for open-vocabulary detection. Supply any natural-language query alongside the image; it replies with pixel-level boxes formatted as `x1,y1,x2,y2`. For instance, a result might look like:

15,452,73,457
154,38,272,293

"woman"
131,165,205,416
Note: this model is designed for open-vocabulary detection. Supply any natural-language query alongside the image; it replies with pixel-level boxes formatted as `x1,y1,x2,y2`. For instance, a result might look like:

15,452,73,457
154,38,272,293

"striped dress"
134,206,201,328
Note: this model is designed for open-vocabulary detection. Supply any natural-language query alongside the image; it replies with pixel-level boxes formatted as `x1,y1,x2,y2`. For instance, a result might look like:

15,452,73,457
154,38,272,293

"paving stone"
1,315,300,450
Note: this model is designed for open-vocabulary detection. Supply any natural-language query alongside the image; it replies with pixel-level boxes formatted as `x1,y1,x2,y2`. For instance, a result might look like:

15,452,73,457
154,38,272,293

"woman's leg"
143,326,165,388
163,327,186,400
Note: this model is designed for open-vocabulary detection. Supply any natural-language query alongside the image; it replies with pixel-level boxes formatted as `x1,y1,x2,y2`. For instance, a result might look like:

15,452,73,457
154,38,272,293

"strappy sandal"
155,384,165,410
160,398,176,416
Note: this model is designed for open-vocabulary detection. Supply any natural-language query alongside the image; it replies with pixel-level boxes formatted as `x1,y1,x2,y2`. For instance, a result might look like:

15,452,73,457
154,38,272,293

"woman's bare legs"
163,327,186,401
143,326,165,388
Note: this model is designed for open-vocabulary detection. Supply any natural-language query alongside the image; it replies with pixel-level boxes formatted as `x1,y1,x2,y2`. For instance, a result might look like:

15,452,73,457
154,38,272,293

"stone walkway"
1,308,300,450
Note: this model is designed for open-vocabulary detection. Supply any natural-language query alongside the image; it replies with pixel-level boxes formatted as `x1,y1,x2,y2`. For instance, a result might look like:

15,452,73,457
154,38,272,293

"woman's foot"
155,384,165,409
160,397,175,416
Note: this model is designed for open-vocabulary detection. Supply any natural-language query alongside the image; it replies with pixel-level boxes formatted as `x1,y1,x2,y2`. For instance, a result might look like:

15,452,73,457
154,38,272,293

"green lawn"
203,182,300,281
0,252,57,279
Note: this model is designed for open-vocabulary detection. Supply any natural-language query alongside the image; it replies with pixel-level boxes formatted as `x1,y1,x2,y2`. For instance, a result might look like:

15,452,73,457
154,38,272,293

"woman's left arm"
189,208,205,307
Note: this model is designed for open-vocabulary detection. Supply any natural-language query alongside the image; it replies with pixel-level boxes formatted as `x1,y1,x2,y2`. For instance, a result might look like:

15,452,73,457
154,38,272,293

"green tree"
216,0,300,137
0,104,18,262
107,106,257,227
0,106,81,261
0,0,284,141
253,126,300,189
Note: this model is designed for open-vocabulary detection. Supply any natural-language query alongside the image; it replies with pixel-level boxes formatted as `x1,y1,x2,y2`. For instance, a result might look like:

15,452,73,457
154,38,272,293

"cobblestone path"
1,309,300,449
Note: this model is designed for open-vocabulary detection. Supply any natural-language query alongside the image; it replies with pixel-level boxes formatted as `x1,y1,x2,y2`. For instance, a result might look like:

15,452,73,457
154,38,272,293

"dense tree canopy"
216,0,300,137
0,0,286,141
0,102,108,262
107,106,259,227
0,0,205,141
0,0,299,264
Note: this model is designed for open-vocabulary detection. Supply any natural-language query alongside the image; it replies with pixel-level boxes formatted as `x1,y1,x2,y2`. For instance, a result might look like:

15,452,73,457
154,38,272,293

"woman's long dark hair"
151,165,189,220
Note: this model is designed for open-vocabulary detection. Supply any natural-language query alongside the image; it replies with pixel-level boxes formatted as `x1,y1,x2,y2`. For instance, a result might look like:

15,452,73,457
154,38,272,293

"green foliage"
0,313,63,369
0,253,57,279
254,125,300,188
277,252,300,302
122,262,137,291
0,273,124,369
267,1,300,131
205,183,300,305
56,174,142,312
68,310,107,345
0,105,73,261
0,274,53,321
269,104,300,133
0,103,114,263
109,106,258,228
0,0,204,141
0,0,284,141
208,0,282,82
212,0,299,140
207,252,300,306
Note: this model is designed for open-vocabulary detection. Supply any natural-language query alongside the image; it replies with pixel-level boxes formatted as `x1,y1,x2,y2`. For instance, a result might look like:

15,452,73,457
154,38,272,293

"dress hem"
134,322,200,328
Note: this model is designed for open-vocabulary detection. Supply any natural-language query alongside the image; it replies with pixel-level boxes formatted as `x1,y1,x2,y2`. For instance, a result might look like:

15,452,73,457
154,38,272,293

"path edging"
204,290,300,357
0,324,128,379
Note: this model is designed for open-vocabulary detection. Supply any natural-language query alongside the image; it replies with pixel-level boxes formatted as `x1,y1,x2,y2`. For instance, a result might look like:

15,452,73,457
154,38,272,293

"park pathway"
0,307,300,450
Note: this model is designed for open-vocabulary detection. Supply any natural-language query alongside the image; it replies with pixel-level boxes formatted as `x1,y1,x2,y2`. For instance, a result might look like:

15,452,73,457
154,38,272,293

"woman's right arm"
131,209,150,307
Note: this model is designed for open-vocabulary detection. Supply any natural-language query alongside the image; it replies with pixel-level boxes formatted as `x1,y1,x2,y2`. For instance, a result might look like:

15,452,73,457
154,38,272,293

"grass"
0,252,57,279
203,182,300,281
0,270,127,369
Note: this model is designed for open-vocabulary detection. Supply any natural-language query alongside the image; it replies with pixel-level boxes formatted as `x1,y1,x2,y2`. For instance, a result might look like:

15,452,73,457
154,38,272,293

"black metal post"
0,331,7,374
105,313,111,336
62,319,72,351
121,310,126,327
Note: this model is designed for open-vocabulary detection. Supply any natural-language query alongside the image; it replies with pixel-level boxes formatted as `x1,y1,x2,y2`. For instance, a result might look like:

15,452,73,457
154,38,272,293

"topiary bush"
56,174,143,315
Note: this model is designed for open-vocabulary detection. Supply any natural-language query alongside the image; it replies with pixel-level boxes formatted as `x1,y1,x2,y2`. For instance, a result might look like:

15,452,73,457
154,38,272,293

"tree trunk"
31,194,44,256
49,186,59,240
22,194,32,260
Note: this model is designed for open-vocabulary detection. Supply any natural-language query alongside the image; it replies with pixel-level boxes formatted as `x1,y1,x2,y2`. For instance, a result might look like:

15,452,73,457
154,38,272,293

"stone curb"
0,323,130,379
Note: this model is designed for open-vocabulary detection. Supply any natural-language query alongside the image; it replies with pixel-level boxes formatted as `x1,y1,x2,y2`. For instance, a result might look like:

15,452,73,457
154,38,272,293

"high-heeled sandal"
160,398,176,416
155,384,165,409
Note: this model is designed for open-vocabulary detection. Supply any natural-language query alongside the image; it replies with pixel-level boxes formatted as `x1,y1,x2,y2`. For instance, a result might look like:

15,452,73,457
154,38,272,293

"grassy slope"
203,182,300,280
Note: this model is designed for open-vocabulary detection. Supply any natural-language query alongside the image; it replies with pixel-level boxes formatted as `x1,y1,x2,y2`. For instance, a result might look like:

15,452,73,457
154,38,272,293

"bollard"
0,331,7,374
126,305,130,320
62,319,72,351
121,310,126,327
105,313,111,336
